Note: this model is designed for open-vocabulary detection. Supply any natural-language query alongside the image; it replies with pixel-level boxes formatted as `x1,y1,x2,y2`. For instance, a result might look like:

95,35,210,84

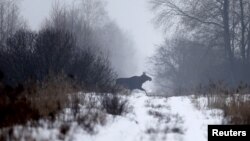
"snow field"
6,92,224,141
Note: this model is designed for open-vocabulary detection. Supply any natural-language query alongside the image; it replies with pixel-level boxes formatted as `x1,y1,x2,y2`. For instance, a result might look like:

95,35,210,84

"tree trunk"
223,0,233,61
223,0,235,84
240,0,246,62
247,24,250,62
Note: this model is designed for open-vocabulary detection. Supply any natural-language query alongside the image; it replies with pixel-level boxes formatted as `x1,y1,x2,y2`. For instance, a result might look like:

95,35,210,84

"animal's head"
141,72,152,81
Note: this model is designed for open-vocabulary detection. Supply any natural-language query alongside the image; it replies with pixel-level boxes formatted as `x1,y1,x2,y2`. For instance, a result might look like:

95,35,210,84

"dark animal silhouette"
116,72,152,95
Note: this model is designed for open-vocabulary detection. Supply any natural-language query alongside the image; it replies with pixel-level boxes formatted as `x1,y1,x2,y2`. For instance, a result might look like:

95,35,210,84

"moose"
116,72,152,95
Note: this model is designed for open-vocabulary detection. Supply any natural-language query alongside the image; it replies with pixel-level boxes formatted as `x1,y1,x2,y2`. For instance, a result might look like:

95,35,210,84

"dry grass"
0,73,80,128
195,81,250,95
192,81,250,124
26,73,79,119
206,94,250,124
0,72,130,140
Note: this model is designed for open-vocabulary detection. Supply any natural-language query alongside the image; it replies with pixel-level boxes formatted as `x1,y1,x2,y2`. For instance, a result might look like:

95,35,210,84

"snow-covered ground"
6,92,224,141
75,92,223,141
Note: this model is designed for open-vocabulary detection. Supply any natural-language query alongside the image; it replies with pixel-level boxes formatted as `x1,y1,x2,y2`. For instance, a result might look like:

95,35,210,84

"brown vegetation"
0,72,79,128
206,94,250,124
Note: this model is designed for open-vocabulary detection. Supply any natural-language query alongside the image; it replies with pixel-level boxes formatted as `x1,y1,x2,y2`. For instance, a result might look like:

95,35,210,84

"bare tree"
0,29,36,85
44,0,109,49
151,0,250,94
0,0,25,48
35,28,75,80
45,0,137,76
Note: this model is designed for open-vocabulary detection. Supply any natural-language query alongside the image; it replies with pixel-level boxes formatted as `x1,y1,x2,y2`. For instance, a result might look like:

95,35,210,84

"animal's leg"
140,87,148,96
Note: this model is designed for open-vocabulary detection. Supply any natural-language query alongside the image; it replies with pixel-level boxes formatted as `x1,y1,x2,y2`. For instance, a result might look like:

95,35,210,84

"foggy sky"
20,0,163,76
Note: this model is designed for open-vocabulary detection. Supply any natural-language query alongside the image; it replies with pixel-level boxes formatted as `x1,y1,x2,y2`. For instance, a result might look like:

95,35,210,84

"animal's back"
116,76,139,90
116,78,127,85
116,78,130,89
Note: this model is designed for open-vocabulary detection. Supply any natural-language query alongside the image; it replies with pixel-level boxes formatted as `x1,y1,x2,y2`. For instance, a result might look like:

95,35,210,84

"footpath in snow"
73,92,223,141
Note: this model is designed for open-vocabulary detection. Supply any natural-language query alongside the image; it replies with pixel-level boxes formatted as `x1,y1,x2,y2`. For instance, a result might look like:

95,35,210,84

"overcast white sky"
20,0,163,75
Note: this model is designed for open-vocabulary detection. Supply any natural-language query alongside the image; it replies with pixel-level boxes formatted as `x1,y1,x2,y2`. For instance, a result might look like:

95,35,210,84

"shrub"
69,49,117,93
101,94,128,116
0,96,39,128
26,73,79,120
0,81,39,128
0,23,118,130
68,93,108,133
0,28,117,93
77,110,107,134
0,72,79,128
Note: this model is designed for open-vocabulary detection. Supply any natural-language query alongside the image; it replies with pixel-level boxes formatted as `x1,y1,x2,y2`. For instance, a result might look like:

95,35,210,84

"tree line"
0,0,136,92
151,0,250,95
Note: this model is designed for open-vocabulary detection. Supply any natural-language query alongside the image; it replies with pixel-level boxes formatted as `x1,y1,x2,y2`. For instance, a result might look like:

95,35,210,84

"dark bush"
0,96,39,128
0,27,116,92
0,74,39,128
0,26,118,129
69,49,116,92
0,29,37,86
35,28,75,80
101,94,128,116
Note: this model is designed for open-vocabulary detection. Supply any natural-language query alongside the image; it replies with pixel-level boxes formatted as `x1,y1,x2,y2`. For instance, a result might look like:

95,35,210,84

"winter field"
0,91,226,141
1,0,250,141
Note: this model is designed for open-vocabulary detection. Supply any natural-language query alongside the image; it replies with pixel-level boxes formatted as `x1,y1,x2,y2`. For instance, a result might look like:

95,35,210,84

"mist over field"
20,0,163,78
